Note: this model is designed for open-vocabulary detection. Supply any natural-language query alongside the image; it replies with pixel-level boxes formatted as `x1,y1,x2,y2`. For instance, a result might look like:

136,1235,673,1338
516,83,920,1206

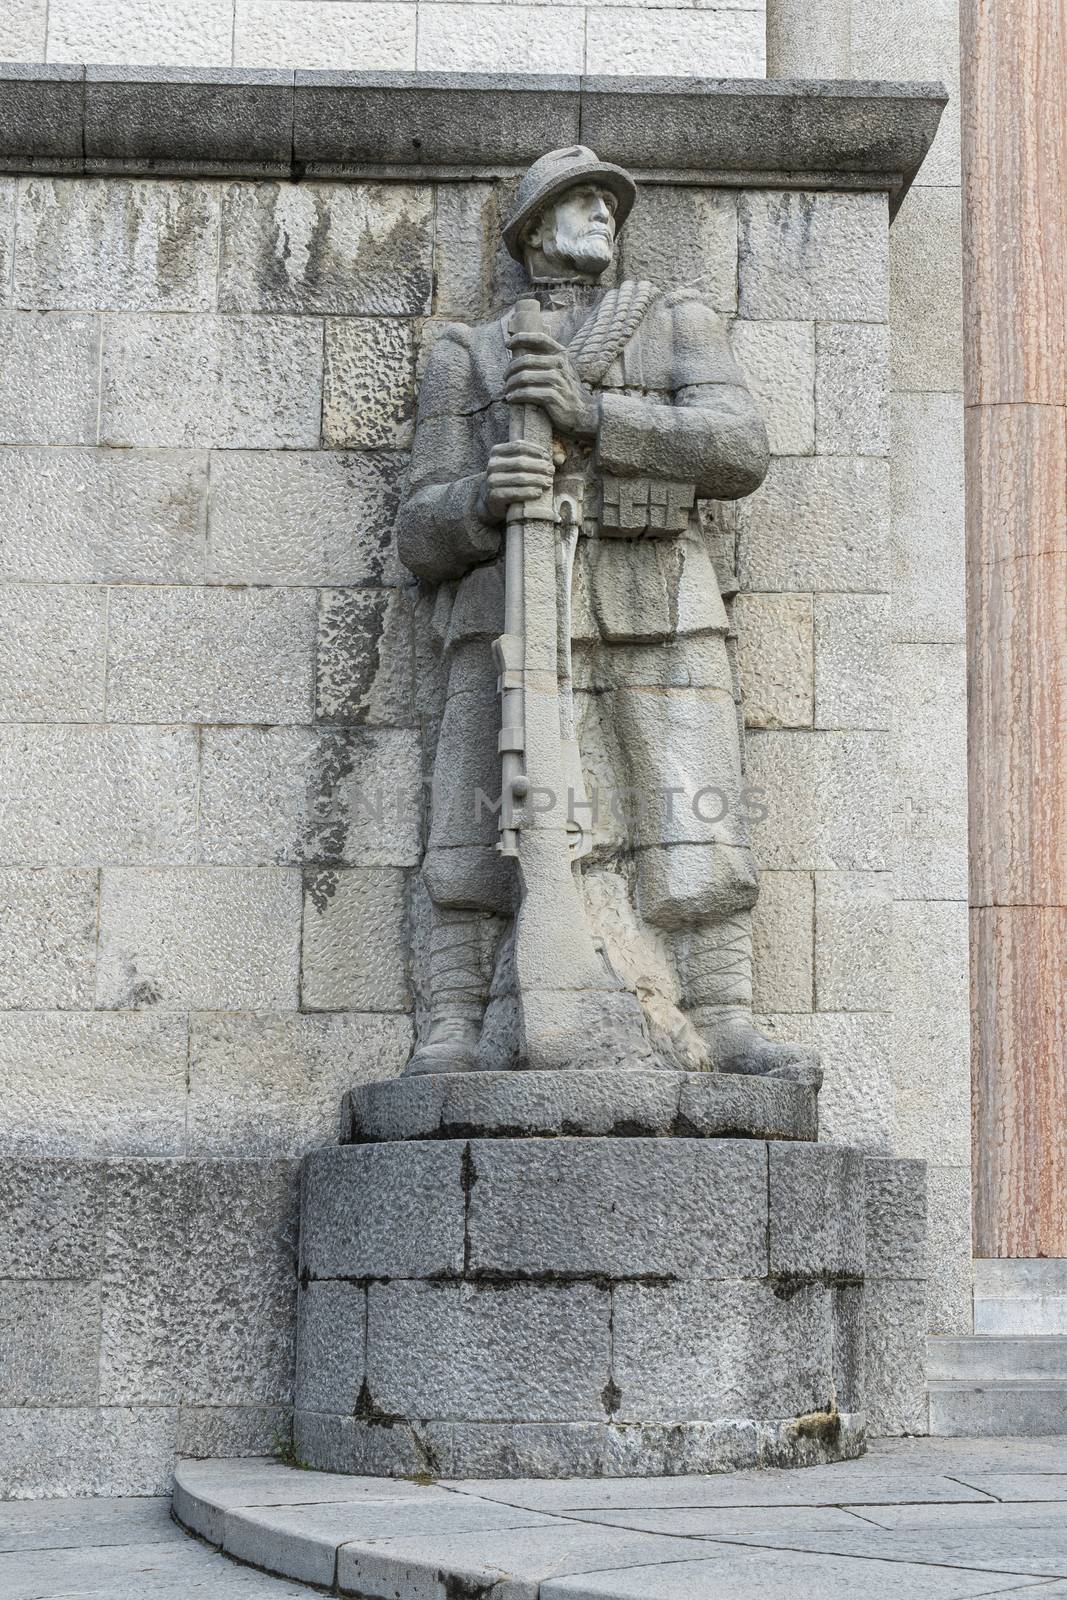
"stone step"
928,1336,1067,1382
974,1258,1067,1335
928,1378,1067,1438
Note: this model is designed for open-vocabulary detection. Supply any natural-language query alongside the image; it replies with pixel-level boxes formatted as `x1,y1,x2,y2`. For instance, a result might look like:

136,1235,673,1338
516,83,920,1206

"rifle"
492,297,651,1073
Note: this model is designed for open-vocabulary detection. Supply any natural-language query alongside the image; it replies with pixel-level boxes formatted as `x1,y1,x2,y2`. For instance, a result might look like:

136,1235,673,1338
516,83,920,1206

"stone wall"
0,0,765,76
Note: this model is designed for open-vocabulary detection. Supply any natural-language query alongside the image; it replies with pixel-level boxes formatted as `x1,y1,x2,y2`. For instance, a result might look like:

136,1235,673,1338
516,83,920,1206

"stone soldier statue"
399,145,818,1084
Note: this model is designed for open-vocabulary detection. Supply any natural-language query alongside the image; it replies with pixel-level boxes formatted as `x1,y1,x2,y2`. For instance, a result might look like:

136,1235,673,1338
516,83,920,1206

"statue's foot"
696,1009,822,1090
404,1017,481,1077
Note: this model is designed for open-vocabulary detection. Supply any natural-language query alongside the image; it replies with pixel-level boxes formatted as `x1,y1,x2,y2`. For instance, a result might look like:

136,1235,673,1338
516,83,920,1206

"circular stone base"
343,1068,817,1145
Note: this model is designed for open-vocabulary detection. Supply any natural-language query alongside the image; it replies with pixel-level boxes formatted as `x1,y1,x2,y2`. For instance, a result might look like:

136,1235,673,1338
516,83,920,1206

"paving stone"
0,724,197,868
301,866,410,1012
612,1280,833,1425
738,456,890,592
198,726,421,869
621,186,738,314
751,870,814,1013
746,729,892,872
757,1011,894,1154
734,592,813,730
0,312,99,445
106,586,317,724
14,178,219,311
0,1491,180,1552
0,447,207,584
585,8,765,77
0,868,97,1009
557,1505,870,1537
814,870,892,1012
891,391,966,645
769,1143,865,1281
865,1156,928,1280
0,1158,103,1279
207,449,406,587
295,1280,365,1417
101,314,323,449
322,317,418,450
0,1012,187,1158
97,865,302,1011
188,1011,411,1158
301,1142,465,1280
0,584,105,722
466,1138,768,1280
219,182,432,314
892,642,968,899
739,190,888,322
890,185,964,392
815,322,890,456
366,1281,610,1422
46,0,234,67
730,319,815,456
0,1404,178,1500
814,592,891,730
417,4,586,73
0,1280,99,1405
735,1519,1067,1577
235,0,417,72
315,588,415,727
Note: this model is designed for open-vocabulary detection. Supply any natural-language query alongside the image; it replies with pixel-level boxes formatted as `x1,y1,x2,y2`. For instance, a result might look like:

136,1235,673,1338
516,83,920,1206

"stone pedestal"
294,1075,879,1478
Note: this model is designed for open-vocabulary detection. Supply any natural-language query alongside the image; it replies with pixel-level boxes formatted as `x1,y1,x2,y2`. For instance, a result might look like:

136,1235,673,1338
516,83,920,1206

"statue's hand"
505,330,599,440
478,440,554,523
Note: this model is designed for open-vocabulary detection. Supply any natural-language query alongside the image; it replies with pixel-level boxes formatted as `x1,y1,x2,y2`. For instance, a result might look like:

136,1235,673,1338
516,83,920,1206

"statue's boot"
405,908,489,1076
676,913,822,1088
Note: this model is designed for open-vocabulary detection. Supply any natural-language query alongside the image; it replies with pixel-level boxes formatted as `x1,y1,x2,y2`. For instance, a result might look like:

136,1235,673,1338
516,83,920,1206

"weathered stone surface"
891,392,966,645
747,730,891,872
0,1159,103,1278
730,319,815,456
97,865,301,1012
295,1280,365,1416
0,1281,99,1405
0,3,45,61
346,1069,818,1145
0,1012,187,1157
738,456,890,592
865,1278,928,1436
176,1403,292,1460
0,584,105,722
0,724,197,867
315,589,415,727
14,178,219,311
0,447,207,584
865,1156,927,1280
467,1138,768,1280
815,322,890,456
739,190,888,322
768,1143,865,1281
100,314,323,449
48,1,233,70
219,182,432,314
366,1280,610,1422
235,1,417,72
758,1011,893,1154
612,1280,833,1423
208,449,404,587
0,180,14,305
81,66,294,176
851,0,961,186
106,586,317,724
892,642,968,899
0,868,98,1009
301,866,410,1012
814,592,890,731
585,9,764,77
0,1404,177,1499
418,6,585,73
833,1284,865,1414
814,871,892,1012
734,592,814,730
188,1011,411,1157
302,1143,465,1280
925,1163,973,1337
432,182,493,320
621,187,738,313
0,312,99,444
890,185,964,392
198,726,421,868
751,870,814,1014
99,1158,298,1408
322,317,418,450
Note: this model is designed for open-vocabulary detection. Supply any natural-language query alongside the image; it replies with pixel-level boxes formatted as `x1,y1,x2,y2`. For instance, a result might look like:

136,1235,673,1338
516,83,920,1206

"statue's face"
529,183,618,276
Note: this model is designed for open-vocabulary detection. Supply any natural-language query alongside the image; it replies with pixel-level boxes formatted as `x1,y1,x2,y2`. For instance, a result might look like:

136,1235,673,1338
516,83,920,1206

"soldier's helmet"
502,145,637,262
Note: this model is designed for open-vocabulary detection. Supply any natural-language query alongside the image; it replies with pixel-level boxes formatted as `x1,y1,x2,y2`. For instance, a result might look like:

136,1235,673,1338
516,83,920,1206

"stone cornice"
0,65,945,214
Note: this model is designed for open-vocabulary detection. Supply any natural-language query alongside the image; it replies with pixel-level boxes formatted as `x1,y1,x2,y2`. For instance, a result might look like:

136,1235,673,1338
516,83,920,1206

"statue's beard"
542,224,615,277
